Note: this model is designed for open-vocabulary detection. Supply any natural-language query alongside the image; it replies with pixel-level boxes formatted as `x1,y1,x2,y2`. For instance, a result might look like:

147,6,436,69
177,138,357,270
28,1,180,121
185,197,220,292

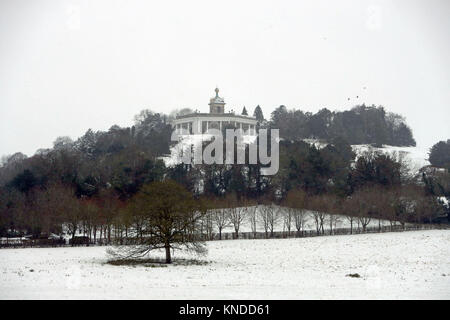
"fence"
1,223,448,249
205,223,450,241
0,238,66,249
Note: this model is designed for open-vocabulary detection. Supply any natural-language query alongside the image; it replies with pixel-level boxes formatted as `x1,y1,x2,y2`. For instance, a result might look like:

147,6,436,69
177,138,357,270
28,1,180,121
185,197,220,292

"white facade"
172,88,257,135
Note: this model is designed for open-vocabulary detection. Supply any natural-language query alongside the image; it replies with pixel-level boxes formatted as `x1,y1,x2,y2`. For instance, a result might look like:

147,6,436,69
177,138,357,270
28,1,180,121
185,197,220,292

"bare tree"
209,197,231,240
96,189,121,244
341,198,356,234
258,205,271,238
81,198,100,243
226,194,248,239
63,198,83,244
345,214,355,234
212,207,230,240
352,189,372,232
293,209,307,236
310,210,326,235
30,183,72,237
328,213,341,235
308,196,326,235
203,210,214,240
109,180,207,264
283,189,308,236
258,201,279,238
340,195,365,234
247,205,258,238
325,196,340,235
358,215,371,232
281,206,294,236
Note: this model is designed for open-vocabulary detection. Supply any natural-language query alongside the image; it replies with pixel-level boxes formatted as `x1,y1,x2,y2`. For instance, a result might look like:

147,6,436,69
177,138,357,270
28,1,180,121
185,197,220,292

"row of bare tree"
1,181,443,244
199,183,443,239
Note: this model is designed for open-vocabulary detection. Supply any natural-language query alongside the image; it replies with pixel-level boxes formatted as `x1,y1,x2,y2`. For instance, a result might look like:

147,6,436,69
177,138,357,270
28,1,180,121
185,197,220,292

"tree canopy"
111,180,207,263
269,104,416,146
429,139,450,169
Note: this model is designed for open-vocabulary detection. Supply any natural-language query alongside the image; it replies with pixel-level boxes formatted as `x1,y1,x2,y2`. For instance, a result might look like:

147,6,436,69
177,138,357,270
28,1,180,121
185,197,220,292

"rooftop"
175,112,256,121
174,88,256,120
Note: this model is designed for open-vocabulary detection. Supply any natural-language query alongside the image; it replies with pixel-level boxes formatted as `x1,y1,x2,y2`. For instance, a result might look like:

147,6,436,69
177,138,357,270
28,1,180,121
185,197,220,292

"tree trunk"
165,244,172,264
71,229,76,247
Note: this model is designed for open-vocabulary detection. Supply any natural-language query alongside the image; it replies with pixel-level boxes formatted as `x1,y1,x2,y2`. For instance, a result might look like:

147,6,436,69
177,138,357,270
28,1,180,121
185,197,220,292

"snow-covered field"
1,230,449,299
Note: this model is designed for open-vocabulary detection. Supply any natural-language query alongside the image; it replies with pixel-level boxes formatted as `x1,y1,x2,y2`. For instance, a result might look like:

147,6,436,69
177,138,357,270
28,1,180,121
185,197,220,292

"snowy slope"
351,144,430,174
163,136,430,175
302,139,430,174
1,230,448,299
161,134,258,167
161,134,204,167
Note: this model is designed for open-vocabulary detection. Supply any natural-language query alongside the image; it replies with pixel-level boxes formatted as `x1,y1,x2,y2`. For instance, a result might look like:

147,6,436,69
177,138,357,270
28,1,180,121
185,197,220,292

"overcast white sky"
0,0,449,157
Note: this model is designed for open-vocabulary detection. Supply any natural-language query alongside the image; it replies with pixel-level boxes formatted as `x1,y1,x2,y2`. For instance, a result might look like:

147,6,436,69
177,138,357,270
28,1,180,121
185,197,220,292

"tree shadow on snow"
106,258,209,268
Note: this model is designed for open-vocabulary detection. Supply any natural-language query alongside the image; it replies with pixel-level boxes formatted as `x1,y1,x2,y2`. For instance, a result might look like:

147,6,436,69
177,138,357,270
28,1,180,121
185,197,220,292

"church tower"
209,87,225,114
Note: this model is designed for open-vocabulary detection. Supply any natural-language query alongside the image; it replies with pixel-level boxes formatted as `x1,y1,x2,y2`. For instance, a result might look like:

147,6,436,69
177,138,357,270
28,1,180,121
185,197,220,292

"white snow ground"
1,230,449,299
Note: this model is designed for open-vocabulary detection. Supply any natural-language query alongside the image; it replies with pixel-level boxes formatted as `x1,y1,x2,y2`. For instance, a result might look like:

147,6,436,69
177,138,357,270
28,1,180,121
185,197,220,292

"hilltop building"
172,88,257,135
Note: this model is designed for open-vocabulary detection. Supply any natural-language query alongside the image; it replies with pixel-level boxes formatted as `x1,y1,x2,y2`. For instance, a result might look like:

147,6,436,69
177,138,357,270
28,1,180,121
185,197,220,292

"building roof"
210,96,225,104
175,112,256,121
174,88,256,122
209,87,225,105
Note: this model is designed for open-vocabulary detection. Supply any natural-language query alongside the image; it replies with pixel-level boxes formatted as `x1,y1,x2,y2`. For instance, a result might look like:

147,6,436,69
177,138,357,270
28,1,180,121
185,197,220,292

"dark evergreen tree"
350,152,401,189
306,108,332,140
269,104,416,147
253,105,265,122
429,140,450,169
392,123,416,147
9,169,38,194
